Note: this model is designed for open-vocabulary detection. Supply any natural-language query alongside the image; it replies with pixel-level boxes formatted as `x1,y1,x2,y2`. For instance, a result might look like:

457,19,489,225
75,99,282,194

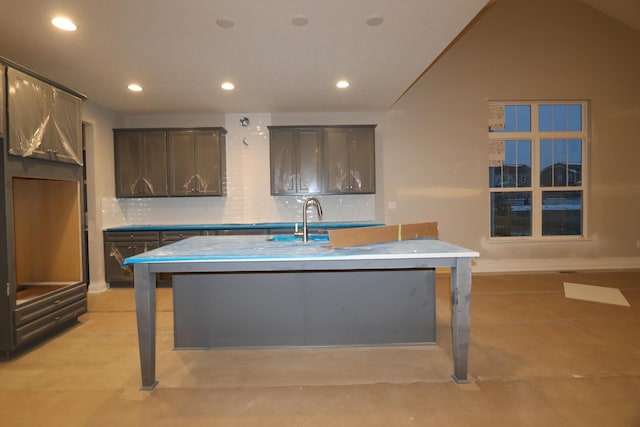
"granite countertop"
106,222,383,232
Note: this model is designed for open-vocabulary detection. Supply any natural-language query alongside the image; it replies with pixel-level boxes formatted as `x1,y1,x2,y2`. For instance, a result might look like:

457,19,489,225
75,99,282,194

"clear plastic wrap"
7,68,82,165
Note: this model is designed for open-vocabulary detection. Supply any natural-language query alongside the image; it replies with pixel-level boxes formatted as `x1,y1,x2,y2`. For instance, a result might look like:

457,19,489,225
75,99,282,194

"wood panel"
12,177,82,284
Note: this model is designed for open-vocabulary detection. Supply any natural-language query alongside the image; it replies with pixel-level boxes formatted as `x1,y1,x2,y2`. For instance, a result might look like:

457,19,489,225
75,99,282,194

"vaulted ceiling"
0,0,637,115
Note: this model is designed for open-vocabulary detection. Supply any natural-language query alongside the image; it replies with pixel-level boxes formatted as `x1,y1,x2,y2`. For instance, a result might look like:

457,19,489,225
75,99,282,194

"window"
488,101,588,238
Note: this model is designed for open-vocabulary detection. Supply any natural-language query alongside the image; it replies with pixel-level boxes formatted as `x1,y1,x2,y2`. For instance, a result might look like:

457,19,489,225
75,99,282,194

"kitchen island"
124,235,479,390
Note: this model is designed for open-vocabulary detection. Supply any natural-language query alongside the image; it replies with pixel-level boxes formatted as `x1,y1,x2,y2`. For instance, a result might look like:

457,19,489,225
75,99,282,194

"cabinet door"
194,130,224,196
115,132,143,197
8,69,50,159
270,129,297,195
105,241,135,282
323,127,375,194
105,240,159,283
115,131,168,197
347,127,375,193
168,130,224,196
323,128,350,193
7,68,82,165
46,88,83,165
168,131,195,195
297,128,323,194
140,132,168,196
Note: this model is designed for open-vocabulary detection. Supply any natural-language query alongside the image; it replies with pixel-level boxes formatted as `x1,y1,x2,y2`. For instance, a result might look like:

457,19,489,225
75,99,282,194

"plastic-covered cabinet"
7,68,83,165
323,126,376,194
103,231,160,285
269,126,323,195
114,130,168,197
168,129,226,196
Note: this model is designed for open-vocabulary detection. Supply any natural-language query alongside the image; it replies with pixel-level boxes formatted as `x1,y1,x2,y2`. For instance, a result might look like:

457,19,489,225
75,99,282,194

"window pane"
490,140,531,188
553,105,567,131
495,105,531,132
516,105,531,131
489,164,502,188
568,139,582,186
539,104,582,132
540,139,582,187
567,104,582,131
540,139,553,186
504,105,516,132
542,191,582,235
503,141,517,187
516,140,531,187
491,192,532,237
539,105,552,131
553,140,567,186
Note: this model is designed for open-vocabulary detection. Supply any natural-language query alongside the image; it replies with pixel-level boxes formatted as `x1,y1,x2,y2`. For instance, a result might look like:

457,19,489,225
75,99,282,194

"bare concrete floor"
1,271,639,426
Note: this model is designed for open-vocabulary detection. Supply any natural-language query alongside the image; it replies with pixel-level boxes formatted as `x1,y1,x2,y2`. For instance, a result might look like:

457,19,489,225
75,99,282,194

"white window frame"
488,100,590,241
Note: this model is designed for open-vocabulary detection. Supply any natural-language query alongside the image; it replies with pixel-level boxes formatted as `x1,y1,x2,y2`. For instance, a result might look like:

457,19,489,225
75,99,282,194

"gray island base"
124,235,479,390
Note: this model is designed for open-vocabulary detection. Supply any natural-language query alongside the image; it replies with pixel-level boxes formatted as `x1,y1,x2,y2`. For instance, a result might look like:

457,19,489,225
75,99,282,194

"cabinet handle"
54,299,62,305
54,316,61,321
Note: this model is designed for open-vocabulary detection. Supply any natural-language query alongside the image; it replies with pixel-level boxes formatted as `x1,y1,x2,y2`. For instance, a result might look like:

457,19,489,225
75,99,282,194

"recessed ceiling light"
128,83,143,92
291,15,309,26
52,17,77,32
366,15,384,26
336,80,350,89
216,18,234,29
221,82,235,90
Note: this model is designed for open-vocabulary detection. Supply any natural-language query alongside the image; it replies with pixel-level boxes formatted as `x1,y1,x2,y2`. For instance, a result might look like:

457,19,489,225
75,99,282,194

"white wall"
379,0,640,271
84,0,640,287
81,101,123,292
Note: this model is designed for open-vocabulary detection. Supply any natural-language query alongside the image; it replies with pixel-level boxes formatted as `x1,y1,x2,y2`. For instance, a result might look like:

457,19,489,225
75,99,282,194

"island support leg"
134,263,158,390
450,257,472,383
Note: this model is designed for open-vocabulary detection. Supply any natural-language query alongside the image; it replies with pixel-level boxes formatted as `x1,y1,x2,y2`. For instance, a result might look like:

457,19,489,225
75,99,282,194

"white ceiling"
0,0,490,115
0,0,637,116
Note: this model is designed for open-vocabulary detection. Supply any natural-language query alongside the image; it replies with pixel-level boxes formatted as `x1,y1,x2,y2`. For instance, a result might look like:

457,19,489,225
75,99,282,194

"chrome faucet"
297,197,323,242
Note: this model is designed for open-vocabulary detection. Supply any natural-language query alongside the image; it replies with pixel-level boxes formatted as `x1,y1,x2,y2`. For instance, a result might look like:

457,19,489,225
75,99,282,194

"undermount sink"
268,234,330,242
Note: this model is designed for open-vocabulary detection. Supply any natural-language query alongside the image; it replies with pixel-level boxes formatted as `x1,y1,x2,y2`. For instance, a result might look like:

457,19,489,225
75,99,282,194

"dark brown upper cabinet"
168,129,226,196
7,68,84,165
269,125,375,196
114,127,226,198
323,126,376,194
269,127,323,195
114,130,169,197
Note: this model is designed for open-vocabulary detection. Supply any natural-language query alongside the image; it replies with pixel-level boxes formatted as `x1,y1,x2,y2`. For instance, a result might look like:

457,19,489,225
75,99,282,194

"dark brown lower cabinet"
1,174,88,360
103,228,269,287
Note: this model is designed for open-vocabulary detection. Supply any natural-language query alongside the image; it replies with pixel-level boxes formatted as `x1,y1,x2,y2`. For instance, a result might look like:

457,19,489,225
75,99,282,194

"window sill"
487,236,593,244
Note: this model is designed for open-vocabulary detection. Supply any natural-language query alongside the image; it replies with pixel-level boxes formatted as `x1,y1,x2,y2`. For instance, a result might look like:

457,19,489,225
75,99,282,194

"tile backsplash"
102,113,375,227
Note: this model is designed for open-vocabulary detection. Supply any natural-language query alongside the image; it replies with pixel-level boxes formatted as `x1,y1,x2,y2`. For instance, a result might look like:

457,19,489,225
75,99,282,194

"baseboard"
471,256,640,273
87,281,109,293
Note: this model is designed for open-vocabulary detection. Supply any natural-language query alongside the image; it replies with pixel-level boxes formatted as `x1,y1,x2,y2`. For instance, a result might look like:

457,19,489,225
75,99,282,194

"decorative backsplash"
101,113,375,227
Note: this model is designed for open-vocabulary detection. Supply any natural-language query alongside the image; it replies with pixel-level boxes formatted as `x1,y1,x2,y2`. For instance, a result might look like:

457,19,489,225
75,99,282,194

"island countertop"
128,234,479,390
122,235,479,264
106,221,383,232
